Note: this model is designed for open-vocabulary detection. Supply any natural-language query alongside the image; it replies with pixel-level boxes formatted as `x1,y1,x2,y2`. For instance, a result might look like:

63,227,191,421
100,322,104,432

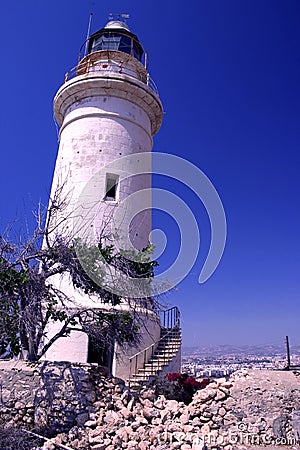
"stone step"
153,348,180,354
127,325,181,387
151,347,180,354
158,341,180,346
154,351,179,356
156,342,181,349
145,357,177,365
149,356,177,362
128,373,159,381
141,362,171,371
159,338,180,342
138,364,165,371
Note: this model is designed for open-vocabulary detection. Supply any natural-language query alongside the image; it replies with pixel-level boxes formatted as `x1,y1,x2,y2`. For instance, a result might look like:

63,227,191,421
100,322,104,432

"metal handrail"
128,306,180,385
63,55,159,96
160,306,180,329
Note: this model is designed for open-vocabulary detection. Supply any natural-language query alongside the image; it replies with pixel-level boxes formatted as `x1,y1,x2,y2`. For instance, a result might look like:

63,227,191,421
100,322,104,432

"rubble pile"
1,361,300,450
43,370,300,450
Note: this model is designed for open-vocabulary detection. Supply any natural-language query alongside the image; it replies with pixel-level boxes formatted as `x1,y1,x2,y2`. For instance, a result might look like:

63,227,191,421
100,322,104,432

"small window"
104,173,119,201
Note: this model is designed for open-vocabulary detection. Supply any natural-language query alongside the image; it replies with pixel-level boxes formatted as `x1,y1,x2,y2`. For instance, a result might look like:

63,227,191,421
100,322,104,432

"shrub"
155,372,210,404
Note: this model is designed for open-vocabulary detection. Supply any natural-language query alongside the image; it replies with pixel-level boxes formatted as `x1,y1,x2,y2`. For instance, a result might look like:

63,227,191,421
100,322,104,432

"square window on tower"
104,173,119,202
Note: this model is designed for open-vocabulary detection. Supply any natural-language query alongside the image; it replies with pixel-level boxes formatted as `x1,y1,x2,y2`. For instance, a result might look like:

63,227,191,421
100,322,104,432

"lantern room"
85,20,145,64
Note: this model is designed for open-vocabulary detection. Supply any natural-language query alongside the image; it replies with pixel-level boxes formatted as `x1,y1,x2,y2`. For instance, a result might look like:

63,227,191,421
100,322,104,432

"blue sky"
0,1,299,348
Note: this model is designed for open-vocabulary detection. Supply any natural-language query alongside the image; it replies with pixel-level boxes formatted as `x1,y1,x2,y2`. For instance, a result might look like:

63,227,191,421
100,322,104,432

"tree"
0,194,158,362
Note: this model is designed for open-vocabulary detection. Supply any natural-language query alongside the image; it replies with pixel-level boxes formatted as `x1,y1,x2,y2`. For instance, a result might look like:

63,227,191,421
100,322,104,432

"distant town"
181,344,300,378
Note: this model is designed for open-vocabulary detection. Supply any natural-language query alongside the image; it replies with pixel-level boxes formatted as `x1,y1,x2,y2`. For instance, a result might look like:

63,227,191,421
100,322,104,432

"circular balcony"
63,50,159,96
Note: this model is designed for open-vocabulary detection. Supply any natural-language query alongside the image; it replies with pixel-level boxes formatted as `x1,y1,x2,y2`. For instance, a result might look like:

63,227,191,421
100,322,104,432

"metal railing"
63,53,159,96
160,306,180,330
128,306,181,386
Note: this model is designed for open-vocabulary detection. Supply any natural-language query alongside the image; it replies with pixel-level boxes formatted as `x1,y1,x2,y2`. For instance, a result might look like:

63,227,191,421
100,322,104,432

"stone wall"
1,361,300,450
0,360,109,434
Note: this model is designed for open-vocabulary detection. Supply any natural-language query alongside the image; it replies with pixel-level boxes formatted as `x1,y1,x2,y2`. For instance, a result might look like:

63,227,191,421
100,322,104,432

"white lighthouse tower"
45,18,181,382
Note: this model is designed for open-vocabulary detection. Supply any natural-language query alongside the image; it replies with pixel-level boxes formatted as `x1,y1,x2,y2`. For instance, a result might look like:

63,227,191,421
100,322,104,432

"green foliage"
0,258,29,296
98,243,158,278
0,230,158,361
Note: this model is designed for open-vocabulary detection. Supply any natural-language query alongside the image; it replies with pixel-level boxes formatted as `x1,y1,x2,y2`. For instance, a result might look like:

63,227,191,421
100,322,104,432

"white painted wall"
44,48,163,375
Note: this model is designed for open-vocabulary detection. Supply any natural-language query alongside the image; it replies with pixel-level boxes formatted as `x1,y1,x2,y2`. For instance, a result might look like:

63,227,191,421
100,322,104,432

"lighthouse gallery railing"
63,53,159,96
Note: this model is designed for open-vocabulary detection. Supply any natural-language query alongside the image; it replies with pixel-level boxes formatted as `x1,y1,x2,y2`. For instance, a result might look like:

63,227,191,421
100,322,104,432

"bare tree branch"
0,186,163,362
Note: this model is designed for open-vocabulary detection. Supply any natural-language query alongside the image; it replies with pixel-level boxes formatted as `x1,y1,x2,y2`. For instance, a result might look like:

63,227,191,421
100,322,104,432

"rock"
201,423,210,434
120,407,132,419
89,434,103,444
154,395,166,409
165,399,180,414
183,424,194,433
91,444,106,450
222,381,233,389
192,417,201,426
143,406,160,420
140,388,156,401
272,414,288,438
140,398,152,408
3,362,300,450
127,441,140,449
106,401,114,409
218,407,227,417
172,431,185,442
139,441,151,450
180,413,190,424
121,390,129,403
34,407,48,428
116,426,131,442
84,419,97,427
186,405,198,417
113,399,124,409
196,388,217,402
127,397,135,411
111,377,125,385
14,401,24,409
172,444,182,450
215,389,228,401
85,390,97,402
104,410,120,424
131,420,142,430
199,415,210,423
76,412,90,426
219,386,230,395
202,410,213,419
160,409,170,423
291,409,300,438
42,441,56,450
112,435,122,446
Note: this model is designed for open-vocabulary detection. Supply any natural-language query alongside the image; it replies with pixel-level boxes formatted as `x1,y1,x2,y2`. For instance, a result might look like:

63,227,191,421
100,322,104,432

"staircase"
127,307,181,388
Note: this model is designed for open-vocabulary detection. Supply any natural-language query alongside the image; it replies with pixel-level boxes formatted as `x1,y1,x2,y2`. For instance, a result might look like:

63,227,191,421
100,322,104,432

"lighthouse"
45,18,181,382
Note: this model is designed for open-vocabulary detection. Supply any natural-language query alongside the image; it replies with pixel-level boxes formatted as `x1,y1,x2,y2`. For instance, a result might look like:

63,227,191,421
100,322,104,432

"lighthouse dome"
104,20,130,31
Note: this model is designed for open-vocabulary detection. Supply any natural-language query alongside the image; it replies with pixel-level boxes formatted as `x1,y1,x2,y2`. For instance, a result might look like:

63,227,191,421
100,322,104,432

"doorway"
87,339,113,373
